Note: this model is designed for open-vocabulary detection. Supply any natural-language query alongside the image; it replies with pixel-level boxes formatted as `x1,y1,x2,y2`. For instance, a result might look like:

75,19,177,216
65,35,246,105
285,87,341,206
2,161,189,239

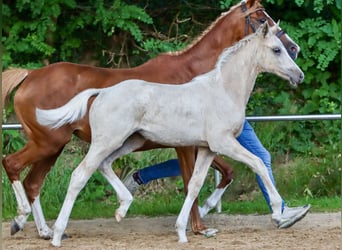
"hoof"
199,228,219,238
115,213,122,222
51,241,61,248
44,233,67,241
10,220,21,236
178,238,188,243
62,233,68,240
42,235,52,240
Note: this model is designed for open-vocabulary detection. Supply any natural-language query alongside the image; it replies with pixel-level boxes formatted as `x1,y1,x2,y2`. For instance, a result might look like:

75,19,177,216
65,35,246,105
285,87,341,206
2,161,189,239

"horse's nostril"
291,46,297,52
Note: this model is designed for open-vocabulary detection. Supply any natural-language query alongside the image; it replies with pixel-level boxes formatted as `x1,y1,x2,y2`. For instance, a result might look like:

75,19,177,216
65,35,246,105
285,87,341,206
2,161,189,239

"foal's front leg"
175,147,205,233
98,134,146,221
211,136,283,223
175,147,216,243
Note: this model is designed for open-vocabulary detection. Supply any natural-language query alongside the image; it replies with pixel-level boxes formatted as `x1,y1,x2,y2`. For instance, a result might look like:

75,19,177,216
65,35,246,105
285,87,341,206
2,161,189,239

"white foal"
36,23,304,246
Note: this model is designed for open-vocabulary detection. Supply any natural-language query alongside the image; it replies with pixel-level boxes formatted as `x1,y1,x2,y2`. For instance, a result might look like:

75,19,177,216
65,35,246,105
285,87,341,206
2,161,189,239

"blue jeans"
137,120,285,211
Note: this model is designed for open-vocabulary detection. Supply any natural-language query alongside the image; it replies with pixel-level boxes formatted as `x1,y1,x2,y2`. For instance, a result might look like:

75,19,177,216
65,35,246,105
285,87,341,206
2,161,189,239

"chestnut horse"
2,0,299,239
36,23,304,246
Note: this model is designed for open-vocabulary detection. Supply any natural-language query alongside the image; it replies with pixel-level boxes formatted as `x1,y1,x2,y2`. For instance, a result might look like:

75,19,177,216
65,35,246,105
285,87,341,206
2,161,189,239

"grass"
5,194,339,222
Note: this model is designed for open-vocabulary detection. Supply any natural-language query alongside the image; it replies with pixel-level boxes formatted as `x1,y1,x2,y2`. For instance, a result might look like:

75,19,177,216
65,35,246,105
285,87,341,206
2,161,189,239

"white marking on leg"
51,159,96,247
97,134,145,221
176,148,216,243
31,196,53,239
198,179,233,218
12,181,31,229
98,164,133,222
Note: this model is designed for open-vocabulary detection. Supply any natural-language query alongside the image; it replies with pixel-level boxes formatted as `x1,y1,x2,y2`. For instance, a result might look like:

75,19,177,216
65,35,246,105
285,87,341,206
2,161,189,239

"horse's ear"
261,22,269,38
245,0,256,8
269,20,280,35
246,0,262,8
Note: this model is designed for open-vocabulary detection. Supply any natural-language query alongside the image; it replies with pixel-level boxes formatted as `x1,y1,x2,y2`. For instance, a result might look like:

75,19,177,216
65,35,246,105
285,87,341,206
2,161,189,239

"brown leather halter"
241,1,286,39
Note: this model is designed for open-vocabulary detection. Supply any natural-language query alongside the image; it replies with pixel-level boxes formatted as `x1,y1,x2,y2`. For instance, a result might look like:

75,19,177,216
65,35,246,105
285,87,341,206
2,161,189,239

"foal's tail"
36,88,101,129
2,68,30,108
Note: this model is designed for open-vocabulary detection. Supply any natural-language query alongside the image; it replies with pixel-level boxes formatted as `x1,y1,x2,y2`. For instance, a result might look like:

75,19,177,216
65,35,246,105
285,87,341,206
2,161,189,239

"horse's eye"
259,18,267,23
273,47,281,55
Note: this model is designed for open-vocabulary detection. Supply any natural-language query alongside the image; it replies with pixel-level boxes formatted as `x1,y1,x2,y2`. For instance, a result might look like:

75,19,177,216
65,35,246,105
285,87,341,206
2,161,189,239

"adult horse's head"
219,0,299,60
256,23,304,86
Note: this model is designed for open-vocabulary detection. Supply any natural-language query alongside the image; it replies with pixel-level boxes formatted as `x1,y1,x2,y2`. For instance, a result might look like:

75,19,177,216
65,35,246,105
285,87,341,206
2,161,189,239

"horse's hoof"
115,213,122,222
62,233,68,240
42,235,52,240
10,220,21,235
199,228,219,238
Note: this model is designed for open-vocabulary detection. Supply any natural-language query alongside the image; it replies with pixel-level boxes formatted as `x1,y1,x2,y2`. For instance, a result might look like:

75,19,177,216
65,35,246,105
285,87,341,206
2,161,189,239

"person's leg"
237,120,285,211
137,159,181,184
237,120,310,229
123,159,181,194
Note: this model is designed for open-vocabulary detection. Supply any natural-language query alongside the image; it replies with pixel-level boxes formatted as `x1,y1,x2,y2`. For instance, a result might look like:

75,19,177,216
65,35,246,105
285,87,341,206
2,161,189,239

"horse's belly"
139,128,208,147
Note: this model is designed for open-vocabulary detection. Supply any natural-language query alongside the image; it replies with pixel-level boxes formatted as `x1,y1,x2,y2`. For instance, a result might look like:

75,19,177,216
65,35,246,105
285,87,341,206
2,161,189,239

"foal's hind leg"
199,156,234,218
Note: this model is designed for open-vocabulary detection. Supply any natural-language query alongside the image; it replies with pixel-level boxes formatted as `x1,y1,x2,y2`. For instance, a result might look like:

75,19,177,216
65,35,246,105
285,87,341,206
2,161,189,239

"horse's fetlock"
204,199,216,209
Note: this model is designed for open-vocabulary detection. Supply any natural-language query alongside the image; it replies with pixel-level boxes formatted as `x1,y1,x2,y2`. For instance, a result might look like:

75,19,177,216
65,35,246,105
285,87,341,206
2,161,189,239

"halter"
240,1,286,39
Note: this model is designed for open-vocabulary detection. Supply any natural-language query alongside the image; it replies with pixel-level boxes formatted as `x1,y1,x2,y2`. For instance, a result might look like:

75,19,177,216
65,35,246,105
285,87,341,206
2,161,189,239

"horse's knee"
2,156,21,182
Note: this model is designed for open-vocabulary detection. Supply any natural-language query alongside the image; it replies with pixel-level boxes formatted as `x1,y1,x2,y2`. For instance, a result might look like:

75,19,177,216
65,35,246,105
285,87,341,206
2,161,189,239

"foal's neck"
220,47,260,107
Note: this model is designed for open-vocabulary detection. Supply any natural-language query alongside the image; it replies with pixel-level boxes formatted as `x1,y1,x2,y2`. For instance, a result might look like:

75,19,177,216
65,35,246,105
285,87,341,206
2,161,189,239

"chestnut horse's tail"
2,68,30,108
36,88,101,129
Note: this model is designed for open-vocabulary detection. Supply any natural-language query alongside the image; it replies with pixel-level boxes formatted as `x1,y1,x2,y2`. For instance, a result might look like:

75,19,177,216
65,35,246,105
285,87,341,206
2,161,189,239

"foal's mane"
167,0,263,56
215,30,259,73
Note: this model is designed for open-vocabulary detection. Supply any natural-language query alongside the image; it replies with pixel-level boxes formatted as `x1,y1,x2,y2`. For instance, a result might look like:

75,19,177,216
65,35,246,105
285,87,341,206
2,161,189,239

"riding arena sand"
2,212,340,249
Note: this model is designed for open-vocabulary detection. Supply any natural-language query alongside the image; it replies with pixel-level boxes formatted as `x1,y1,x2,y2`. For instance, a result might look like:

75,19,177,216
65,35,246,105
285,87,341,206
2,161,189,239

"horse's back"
14,62,118,109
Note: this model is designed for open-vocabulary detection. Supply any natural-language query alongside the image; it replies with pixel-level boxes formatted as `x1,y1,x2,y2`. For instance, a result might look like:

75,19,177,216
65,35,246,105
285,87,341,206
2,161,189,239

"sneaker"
123,172,140,195
277,204,311,229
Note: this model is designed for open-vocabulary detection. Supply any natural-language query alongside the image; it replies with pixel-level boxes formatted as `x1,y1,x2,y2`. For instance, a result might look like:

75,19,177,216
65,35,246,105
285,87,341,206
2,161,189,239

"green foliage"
140,38,185,58
2,130,26,154
274,151,341,198
247,1,341,155
219,0,235,9
2,0,153,67
94,0,152,40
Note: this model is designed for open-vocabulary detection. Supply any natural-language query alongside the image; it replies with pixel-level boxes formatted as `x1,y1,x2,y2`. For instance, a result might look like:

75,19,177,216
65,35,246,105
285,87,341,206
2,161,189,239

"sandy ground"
2,212,341,250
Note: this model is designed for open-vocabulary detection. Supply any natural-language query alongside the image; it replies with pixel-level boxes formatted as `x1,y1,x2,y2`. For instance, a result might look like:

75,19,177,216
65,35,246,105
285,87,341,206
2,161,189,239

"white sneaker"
123,172,140,195
277,204,311,229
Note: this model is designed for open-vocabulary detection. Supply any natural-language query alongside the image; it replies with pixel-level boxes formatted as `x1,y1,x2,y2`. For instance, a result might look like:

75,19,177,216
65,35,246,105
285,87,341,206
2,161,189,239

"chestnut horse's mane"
167,0,264,56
